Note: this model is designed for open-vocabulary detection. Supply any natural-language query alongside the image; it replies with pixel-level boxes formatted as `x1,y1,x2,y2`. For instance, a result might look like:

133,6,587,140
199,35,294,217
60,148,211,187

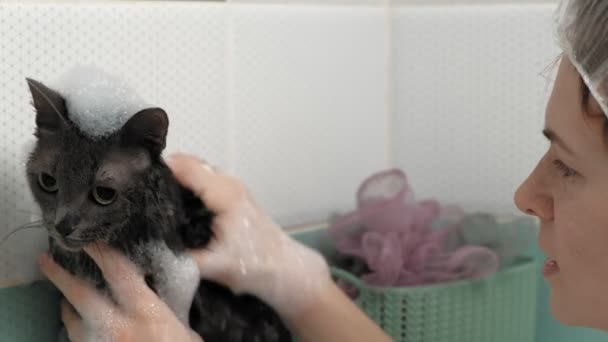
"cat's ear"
121,108,169,156
26,78,68,136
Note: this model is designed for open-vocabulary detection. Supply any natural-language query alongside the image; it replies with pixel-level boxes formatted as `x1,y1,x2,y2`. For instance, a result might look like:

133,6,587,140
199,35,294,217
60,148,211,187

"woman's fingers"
166,154,216,197
38,254,112,320
189,247,234,285
41,246,201,341
62,300,85,342
166,154,250,213
83,243,156,309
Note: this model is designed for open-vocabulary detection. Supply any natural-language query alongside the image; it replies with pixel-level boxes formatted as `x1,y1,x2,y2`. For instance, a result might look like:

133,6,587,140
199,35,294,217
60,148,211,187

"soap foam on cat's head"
53,66,150,139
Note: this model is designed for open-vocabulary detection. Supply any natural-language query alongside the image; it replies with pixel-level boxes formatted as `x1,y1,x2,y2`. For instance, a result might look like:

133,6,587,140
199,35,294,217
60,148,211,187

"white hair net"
556,0,608,115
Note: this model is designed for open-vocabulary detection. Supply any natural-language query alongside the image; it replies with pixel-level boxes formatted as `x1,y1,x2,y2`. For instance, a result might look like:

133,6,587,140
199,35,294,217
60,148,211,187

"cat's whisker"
93,241,108,275
0,220,45,248
13,220,44,230
146,192,171,236
15,209,42,217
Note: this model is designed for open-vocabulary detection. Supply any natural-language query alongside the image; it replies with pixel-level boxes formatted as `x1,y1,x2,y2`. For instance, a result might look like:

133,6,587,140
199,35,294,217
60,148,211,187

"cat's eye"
38,172,58,193
92,186,117,206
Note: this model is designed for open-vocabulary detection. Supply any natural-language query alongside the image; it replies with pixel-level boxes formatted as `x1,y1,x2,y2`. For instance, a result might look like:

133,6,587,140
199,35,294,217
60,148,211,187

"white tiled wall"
391,3,560,214
394,0,556,4
230,4,388,224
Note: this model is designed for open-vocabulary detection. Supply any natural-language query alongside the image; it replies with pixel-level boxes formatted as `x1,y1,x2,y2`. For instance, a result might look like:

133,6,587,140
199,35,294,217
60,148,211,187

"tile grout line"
225,2,237,174
385,0,394,169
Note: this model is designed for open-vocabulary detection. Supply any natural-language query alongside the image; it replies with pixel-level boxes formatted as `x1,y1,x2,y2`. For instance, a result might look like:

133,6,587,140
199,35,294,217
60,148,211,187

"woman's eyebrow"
543,128,576,155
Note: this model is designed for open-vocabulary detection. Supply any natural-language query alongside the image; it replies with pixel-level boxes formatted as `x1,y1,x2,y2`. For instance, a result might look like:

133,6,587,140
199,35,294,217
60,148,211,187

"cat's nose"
55,216,79,237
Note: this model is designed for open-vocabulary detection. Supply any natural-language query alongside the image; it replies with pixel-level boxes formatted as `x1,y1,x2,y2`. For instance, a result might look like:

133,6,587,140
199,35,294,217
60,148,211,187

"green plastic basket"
330,258,538,342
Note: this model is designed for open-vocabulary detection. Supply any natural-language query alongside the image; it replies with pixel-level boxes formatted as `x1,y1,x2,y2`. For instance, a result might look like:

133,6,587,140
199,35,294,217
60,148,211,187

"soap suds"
52,66,150,139
138,242,201,325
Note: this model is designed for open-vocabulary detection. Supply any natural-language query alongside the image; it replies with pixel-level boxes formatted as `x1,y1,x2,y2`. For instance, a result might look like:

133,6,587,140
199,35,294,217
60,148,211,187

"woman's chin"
549,289,588,328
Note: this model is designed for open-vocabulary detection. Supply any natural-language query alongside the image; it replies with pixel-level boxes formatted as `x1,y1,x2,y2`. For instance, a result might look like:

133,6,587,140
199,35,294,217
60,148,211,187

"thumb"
166,153,216,202
190,249,236,288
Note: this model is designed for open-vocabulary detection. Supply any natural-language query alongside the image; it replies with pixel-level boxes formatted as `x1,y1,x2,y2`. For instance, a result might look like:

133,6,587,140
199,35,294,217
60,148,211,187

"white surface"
230,4,389,225
391,3,560,214
229,0,387,4
394,0,556,4
145,242,200,325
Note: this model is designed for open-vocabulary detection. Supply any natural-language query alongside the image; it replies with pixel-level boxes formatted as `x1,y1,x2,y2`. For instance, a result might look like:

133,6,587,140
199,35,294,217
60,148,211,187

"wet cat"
24,78,292,342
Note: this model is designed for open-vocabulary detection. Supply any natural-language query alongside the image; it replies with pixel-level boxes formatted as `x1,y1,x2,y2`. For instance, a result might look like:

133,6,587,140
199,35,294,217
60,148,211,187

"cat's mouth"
50,234,90,252
62,238,87,251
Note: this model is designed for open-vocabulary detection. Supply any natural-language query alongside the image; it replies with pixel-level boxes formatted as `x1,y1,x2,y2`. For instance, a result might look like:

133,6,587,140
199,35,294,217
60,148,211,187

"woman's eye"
553,160,578,178
92,186,117,206
38,172,58,193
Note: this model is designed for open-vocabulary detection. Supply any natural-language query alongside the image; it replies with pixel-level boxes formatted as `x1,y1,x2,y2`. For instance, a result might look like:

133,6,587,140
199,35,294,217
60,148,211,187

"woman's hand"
38,244,202,342
167,154,392,342
167,153,332,320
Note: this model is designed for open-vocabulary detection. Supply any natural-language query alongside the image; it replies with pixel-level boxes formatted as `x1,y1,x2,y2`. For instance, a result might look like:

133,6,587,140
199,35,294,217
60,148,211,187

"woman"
38,153,392,342
515,0,608,331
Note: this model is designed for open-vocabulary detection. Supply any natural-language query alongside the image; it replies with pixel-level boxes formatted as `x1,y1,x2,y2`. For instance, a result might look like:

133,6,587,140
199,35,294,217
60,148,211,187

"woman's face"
515,57,608,329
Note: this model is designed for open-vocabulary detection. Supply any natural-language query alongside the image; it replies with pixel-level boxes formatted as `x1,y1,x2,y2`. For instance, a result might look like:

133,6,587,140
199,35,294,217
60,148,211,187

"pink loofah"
329,169,500,287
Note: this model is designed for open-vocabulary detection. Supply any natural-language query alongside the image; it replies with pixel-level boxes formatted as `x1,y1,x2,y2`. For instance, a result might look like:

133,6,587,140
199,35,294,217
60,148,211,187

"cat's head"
24,78,170,251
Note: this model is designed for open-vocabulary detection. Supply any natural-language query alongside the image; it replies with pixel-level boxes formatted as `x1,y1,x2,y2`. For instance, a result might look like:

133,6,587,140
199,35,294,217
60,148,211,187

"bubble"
239,258,247,276
146,242,201,325
52,65,152,140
